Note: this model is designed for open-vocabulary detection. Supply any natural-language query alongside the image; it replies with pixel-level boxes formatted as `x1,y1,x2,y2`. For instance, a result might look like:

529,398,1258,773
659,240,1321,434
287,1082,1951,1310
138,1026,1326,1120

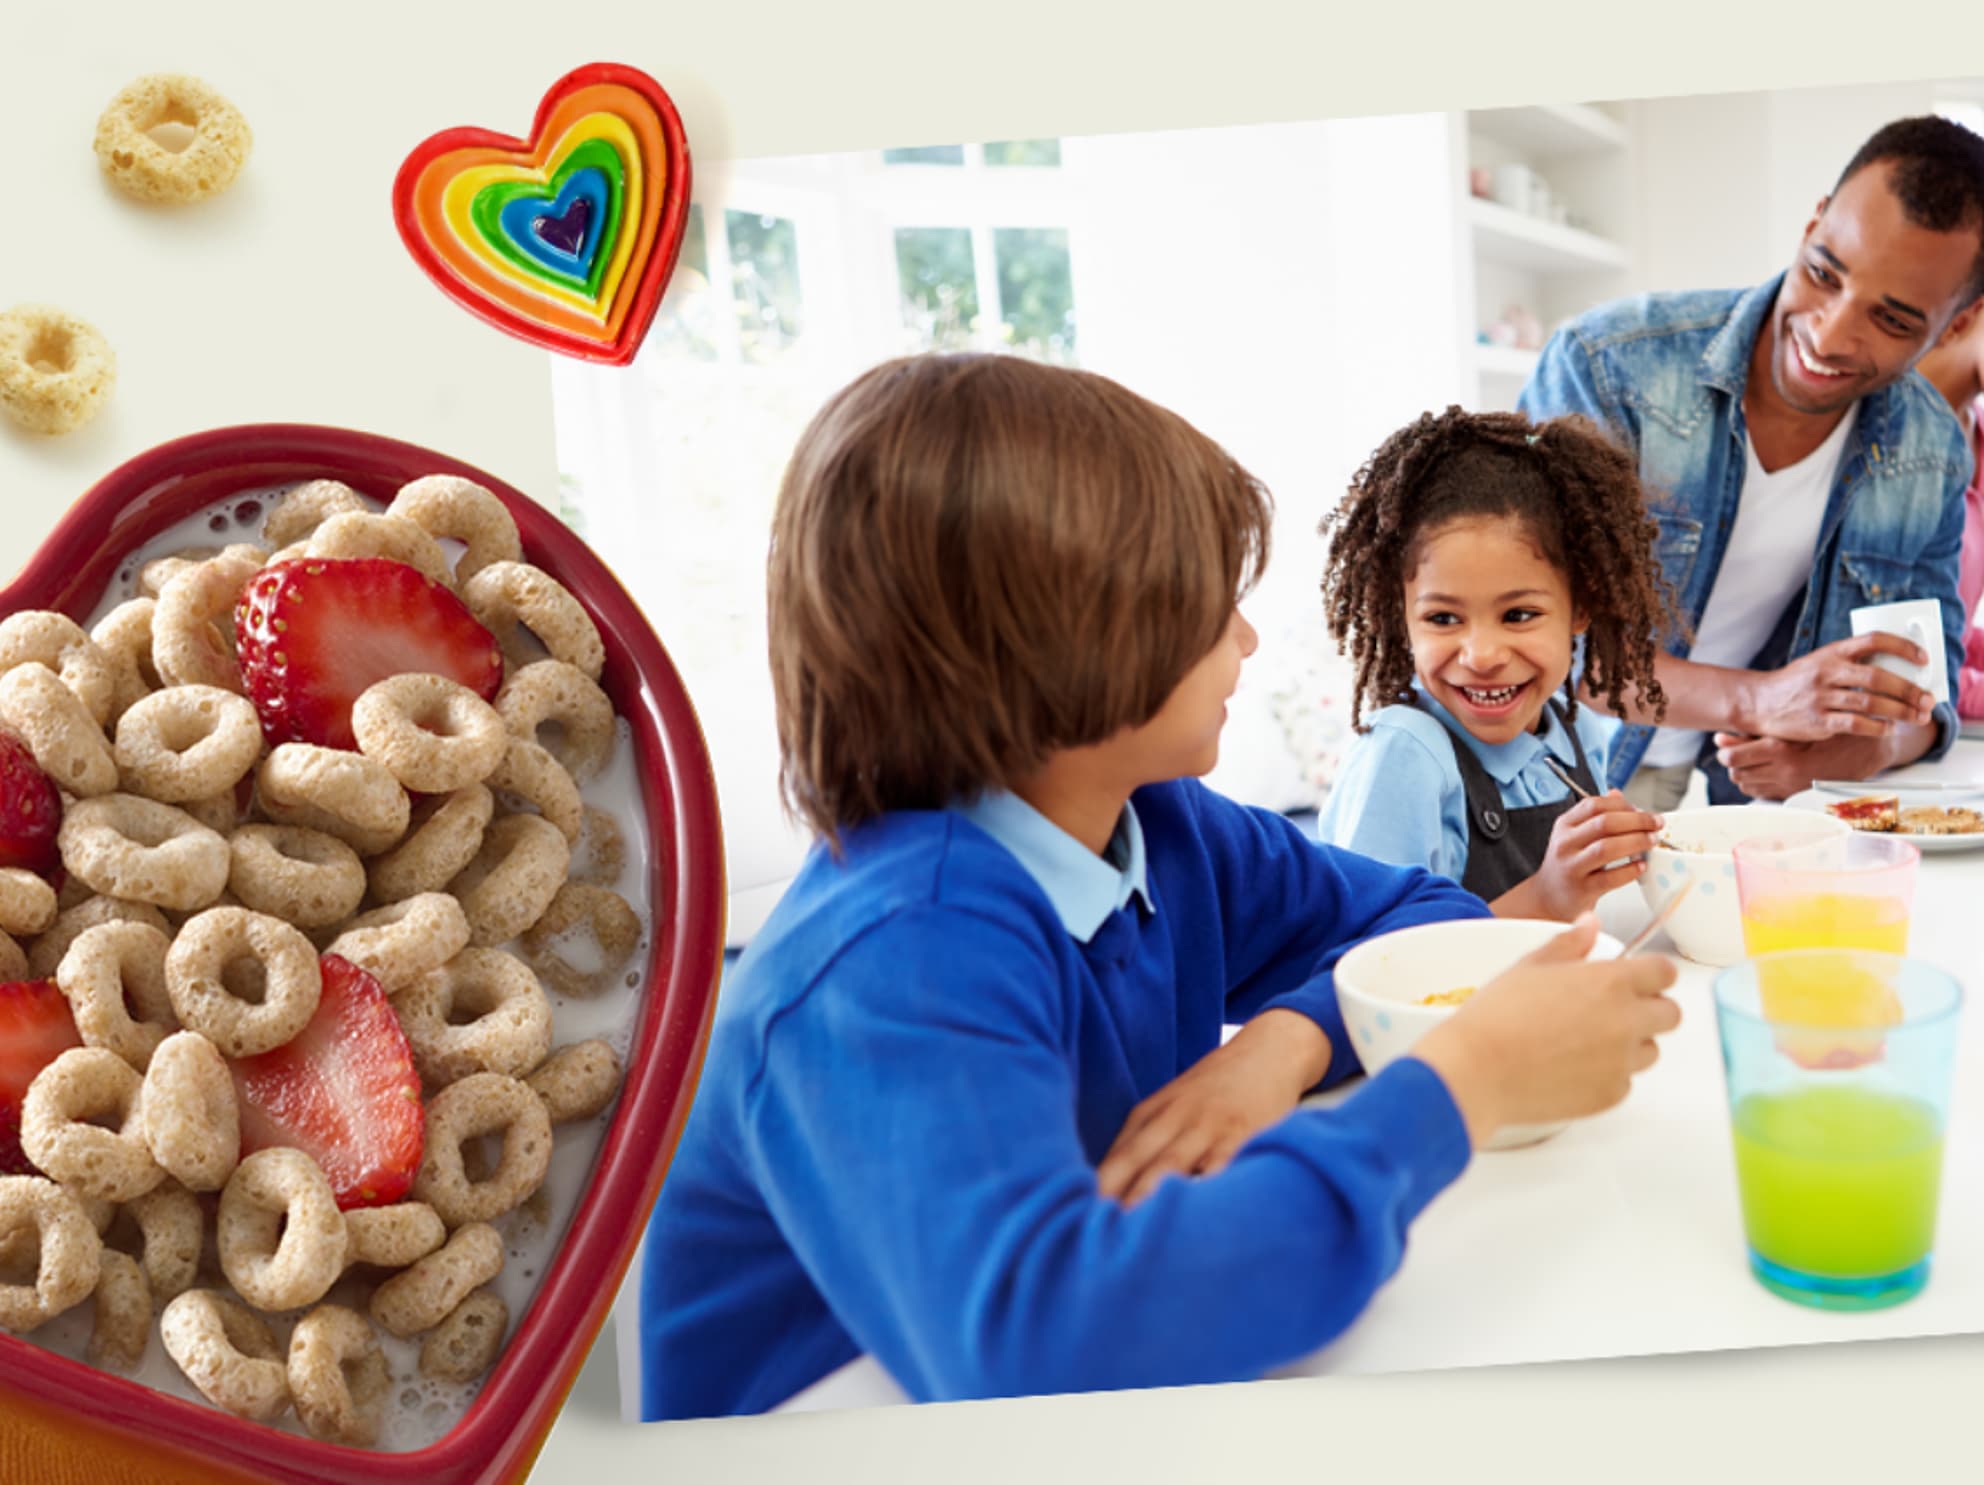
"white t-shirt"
1641,410,1855,768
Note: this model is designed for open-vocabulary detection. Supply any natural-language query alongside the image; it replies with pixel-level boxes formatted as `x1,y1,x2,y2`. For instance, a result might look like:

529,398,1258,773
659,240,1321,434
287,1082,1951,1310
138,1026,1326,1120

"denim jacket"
1518,273,1973,800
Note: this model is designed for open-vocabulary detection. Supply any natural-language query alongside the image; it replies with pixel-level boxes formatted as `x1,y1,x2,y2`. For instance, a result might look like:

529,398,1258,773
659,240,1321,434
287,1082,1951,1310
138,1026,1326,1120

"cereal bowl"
1333,917,1623,1150
0,425,726,1485
1641,806,1851,966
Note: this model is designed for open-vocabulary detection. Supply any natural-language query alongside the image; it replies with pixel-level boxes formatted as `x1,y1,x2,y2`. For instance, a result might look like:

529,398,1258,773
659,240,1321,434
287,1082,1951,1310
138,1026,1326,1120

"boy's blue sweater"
639,778,1487,1418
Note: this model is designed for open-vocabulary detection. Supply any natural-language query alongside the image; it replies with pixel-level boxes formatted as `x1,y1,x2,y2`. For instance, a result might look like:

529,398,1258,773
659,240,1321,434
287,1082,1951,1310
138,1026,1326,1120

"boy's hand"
1523,792,1661,920
1096,1009,1330,1207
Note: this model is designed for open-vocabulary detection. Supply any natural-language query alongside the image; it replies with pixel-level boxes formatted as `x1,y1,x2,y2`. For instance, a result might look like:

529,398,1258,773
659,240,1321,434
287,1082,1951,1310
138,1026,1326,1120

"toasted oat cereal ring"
91,598,162,723
94,74,252,205
367,784,493,905
0,611,116,726
88,1248,151,1371
494,661,616,781
571,806,627,888
138,555,203,601
0,867,57,938
352,674,507,794
306,511,453,588
0,304,116,436
160,1288,289,1419
58,794,229,910
413,1074,552,1229
58,920,177,1071
486,737,582,843
164,906,320,1057
140,1031,239,1191
526,1040,624,1124
0,664,118,797
123,1178,203,1302
420,1287,509,1382
179,787,245,837
288,1303,389,1445
264,480,371,549
21,1048,163,1203
465,563,604,682
518,884,641,1000
344,1201,446,1270
29,894,170,978
389,475,524,586
448,813,570,949
0,930,24,981
396,949,553,1089
218,1148,348,1312
369,1220,504,1338
112,684,261,805
257,744,410,858
325,891,471,995
227,824,363,929
0,1176,101,1332
153,548,263,693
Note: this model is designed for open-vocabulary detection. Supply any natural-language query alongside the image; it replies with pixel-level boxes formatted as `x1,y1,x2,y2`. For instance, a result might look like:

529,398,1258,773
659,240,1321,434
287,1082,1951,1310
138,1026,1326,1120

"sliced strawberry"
229,953,424,1209
0,729,62,876
0,980,83,1175
235,556,504,751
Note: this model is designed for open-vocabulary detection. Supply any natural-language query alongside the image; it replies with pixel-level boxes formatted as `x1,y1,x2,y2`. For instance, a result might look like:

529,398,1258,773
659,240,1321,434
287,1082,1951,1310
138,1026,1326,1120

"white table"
778,740,1984,1413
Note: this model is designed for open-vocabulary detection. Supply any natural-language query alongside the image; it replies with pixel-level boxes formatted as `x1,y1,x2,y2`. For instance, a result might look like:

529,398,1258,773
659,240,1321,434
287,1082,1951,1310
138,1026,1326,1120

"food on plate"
1897,804,1984,836
1825,794,1900,832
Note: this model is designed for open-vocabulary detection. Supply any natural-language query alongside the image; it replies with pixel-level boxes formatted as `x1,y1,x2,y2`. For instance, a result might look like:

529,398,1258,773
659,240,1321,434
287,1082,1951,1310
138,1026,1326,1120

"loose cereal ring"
153,548,263,692
257,743,410,857
494,660,616,781
395,948,552,1089
518,884,641,1000
464,563,605,681
325,892,470,993
0,1176,101,1332
289,1304,389,1446
218,1149,348,1312
0,663,118,796
419,1288,508,1382
570,806,626,887
123,1179,203,1302
29,894,171,978
58,794,230,910
94,74,252,205
352,673,507,794
344,1201,446,1270
57,920,177,1071
227,823,365,928
141,1030,239,1191
448,813,570,948
389,475,523,586
0,930,24,981
368,1221,503,1338
526,1040,624,1124
160,1289,290,1420
0,304,116,436
306,511,452,587
21,1048,163,1203
165,906,320,1057
0,611,116,726
89,1249,151,1372
413,1073,552,1228
91,598,162,722
366,784,492,904
485,736,582,843
264,480,372,549
0,867,57,937
113,684,261,803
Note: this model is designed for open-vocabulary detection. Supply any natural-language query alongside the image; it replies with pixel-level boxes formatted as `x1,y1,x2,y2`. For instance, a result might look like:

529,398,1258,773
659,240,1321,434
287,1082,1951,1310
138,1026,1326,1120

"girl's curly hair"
1320,406,1682,733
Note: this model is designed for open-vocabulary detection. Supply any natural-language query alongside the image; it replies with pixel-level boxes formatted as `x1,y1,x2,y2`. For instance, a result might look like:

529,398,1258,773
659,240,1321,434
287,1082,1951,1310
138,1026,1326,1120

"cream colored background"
6,1,1980,1479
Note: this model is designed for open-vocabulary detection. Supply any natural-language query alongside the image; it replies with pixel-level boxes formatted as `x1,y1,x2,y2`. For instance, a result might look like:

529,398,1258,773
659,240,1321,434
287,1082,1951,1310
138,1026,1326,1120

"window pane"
648,204,719,361
882,145,966,166
993,228,1076,363
895,227,979,352
725,209,804,365
983,139,1062,167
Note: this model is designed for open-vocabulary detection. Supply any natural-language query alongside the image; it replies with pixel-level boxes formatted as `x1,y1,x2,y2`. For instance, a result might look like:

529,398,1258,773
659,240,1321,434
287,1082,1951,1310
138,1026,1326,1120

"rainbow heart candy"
393,63,691,364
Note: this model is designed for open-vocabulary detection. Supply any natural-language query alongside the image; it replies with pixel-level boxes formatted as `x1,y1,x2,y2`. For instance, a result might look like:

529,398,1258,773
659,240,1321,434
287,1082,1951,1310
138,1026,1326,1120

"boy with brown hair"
638,352,1680,1419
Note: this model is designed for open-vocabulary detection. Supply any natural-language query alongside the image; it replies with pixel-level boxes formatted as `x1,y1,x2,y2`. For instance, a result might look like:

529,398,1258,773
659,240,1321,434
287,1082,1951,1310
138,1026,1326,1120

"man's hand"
1713,721,1935,800
1743,633,1936,742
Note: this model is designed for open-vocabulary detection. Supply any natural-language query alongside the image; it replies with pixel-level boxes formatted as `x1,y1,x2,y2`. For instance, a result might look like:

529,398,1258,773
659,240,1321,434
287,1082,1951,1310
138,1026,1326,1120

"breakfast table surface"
770,739,1984,1415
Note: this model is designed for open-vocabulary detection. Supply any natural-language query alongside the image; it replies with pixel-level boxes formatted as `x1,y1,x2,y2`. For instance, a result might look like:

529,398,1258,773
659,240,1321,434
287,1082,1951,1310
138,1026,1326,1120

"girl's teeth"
1462,684,1520,705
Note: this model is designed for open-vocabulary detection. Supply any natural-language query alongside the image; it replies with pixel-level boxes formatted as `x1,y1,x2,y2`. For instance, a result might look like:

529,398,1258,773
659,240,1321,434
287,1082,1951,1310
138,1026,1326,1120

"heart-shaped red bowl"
0,425,725,1484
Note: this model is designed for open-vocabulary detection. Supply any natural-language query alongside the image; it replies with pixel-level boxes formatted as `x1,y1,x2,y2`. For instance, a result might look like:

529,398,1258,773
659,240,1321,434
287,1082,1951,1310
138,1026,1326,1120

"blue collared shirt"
1518,272,1973,798
1316,686,1617,882
953,790,1154,941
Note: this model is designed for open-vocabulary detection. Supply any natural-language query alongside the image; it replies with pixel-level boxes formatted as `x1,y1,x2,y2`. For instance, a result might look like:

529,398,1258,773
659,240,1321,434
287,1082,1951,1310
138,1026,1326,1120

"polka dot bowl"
1640,805,1851,967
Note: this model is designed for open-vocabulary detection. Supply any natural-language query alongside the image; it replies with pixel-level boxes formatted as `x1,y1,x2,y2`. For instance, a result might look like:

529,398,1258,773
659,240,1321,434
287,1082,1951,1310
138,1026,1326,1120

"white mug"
1849,597,1949,705
1491,163,1535,213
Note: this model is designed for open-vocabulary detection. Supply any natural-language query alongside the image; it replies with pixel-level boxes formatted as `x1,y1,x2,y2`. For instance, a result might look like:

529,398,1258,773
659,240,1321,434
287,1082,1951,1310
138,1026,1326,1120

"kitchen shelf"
1473,344,1542,379
1468,198,1630,273
1469,102,1628,158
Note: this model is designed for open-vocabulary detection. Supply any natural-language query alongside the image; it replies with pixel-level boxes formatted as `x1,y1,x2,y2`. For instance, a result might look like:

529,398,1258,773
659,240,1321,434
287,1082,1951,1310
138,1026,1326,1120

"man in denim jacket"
1520,117,1984,809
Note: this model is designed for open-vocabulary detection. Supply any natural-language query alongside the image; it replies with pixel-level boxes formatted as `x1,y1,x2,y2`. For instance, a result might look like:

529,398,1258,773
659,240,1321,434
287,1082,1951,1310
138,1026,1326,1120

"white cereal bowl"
1639,806,1852,967
1333,917,1623,1150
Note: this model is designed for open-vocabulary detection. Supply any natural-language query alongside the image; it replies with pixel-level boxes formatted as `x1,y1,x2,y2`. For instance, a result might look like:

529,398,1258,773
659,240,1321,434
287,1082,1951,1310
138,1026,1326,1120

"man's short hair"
1837,115,1984,303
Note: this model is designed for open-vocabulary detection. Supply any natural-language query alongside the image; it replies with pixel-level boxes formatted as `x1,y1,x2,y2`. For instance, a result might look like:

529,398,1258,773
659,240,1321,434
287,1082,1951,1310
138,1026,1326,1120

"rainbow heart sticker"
393,63,691,364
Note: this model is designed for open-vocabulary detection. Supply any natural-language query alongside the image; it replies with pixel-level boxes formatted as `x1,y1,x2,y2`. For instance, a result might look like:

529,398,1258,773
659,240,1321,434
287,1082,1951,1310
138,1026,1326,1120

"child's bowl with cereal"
1332,917,1623,1150
1642,806,1849,967
0,425,725,1484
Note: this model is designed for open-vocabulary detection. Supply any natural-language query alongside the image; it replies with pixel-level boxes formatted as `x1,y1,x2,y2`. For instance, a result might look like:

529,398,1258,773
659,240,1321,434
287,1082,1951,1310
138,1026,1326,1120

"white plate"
1785,787,1984,853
